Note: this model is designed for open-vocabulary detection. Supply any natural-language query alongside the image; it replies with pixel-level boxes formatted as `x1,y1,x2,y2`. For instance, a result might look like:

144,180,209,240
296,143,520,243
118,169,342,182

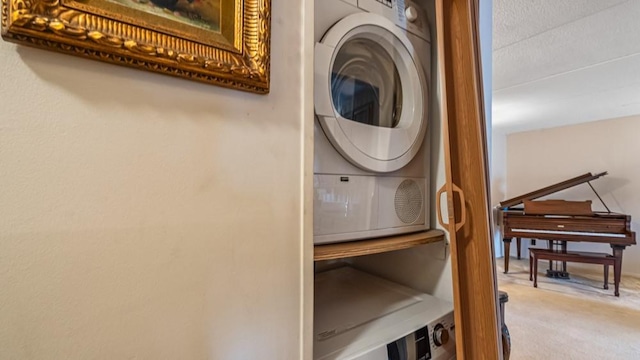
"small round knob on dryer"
433,324,449,347
405,6,419,22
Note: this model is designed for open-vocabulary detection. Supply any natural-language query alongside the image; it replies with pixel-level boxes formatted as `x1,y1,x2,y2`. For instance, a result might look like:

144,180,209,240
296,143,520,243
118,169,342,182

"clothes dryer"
314,0,434,244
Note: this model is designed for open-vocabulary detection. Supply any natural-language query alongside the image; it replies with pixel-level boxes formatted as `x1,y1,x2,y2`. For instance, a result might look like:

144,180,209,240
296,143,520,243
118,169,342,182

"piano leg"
604,265,609,290
516,238,521,260
529,254,533,281
611,245,625,297
504,238,511,273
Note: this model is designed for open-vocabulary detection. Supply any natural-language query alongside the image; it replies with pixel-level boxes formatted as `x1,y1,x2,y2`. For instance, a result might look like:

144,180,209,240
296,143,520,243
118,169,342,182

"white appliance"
314,0,433,244
314,267,455,360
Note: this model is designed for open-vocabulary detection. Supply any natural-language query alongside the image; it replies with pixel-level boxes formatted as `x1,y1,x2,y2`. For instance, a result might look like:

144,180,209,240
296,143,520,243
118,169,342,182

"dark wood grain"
499,172,607,209
523,199,593,216
529,248,620,296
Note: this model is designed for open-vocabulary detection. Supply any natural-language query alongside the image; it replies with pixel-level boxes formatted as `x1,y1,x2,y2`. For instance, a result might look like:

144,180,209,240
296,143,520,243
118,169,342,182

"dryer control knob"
405,6,419,22
433,323,450,347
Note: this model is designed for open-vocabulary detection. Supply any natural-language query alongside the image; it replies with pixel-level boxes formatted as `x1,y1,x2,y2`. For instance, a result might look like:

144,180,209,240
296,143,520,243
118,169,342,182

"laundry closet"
309,0,502,359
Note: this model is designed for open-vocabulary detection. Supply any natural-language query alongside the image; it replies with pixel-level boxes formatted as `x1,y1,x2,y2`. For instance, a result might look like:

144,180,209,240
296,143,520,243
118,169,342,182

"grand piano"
499,172,636,289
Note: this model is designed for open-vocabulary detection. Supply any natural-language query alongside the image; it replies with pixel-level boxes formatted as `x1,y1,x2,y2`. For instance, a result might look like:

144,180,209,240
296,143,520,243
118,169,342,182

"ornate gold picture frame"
1,0,271,93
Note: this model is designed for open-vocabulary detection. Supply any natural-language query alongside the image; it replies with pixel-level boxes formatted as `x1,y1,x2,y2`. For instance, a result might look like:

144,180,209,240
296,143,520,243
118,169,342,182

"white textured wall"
478,0,502,257
490,129,507,257
480,0,492,140
506,116,640,276
0,0,313,358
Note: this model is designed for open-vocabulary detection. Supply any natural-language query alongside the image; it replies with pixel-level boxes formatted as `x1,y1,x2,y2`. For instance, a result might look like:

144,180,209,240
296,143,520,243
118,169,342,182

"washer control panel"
427,312,456,360
386,311,456,360
357,0,431,41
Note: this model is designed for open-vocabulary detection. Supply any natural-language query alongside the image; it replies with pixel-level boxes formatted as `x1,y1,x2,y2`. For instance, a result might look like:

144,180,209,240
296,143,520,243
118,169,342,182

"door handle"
437,183,467,232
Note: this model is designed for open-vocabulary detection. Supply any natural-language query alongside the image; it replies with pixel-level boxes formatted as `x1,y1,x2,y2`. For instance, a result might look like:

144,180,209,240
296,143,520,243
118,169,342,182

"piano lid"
499,172,608,210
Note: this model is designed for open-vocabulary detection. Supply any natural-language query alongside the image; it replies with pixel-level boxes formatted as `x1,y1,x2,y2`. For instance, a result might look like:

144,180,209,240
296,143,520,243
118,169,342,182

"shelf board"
314,229,446,261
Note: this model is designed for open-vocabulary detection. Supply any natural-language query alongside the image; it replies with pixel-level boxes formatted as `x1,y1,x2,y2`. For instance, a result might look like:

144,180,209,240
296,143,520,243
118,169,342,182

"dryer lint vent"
394,179,422,224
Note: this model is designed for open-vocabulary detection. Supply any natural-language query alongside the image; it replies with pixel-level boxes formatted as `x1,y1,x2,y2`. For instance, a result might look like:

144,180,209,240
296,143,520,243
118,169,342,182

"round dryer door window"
315,12,427,173
331,38,403,129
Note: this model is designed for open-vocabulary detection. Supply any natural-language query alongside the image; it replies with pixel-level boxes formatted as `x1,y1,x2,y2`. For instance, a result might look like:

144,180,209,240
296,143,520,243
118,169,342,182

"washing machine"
314,0,433,244
314,267,456,360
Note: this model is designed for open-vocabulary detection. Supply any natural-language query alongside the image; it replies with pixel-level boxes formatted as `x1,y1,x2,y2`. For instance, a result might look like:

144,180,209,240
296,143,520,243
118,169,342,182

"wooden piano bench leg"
533,254,539,288
516,238,521,260
604,265,609,290
529,253,533,281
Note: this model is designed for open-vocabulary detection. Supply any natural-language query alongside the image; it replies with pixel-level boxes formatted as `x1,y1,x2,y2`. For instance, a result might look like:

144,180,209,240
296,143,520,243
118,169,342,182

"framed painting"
1,0,271,93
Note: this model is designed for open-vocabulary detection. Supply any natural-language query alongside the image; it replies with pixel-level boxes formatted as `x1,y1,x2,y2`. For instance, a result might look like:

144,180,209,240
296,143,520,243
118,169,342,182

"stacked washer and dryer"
313,1,456,360
313,0,432,245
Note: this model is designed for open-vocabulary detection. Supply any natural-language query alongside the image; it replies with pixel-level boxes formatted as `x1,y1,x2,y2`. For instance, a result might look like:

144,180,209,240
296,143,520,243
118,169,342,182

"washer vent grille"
394,179,423,224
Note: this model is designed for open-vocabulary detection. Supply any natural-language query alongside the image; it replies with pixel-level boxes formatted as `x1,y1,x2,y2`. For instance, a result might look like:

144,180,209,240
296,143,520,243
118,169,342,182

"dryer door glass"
331,38,403,128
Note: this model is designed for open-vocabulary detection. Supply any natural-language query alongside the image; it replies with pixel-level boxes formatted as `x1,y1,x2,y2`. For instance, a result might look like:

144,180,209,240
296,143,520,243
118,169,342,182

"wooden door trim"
436,0,502,358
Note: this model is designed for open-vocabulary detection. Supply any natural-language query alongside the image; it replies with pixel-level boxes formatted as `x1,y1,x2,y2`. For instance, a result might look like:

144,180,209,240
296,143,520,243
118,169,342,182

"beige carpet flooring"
497,257,640,360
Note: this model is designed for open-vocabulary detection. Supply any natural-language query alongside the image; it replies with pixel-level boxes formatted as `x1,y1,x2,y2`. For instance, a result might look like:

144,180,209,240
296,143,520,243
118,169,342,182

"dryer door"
315,12,427,173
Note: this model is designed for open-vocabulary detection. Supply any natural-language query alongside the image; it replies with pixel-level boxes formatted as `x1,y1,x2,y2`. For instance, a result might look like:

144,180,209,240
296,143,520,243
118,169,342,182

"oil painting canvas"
104,0,221,32
65,0,232,49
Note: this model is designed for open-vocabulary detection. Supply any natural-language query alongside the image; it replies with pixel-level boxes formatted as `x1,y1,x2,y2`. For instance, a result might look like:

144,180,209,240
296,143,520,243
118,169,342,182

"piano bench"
528,248,619,296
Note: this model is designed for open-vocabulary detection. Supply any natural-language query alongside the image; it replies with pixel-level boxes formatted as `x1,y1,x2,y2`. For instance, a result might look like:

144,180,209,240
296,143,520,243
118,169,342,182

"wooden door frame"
436,0,503,358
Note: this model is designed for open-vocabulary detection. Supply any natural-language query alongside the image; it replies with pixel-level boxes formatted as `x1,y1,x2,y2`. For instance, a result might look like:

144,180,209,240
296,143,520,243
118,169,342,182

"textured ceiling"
492,0,640,133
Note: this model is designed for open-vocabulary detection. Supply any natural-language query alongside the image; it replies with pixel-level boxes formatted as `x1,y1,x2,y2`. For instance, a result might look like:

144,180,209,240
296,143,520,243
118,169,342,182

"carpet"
497,257,640,360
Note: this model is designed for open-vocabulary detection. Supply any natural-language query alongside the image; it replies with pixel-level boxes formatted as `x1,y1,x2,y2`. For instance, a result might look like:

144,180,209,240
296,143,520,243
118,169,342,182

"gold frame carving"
1,0,271,93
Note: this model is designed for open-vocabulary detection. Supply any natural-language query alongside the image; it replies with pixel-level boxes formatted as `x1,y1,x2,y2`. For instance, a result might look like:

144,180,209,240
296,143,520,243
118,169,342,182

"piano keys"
499,172,636,294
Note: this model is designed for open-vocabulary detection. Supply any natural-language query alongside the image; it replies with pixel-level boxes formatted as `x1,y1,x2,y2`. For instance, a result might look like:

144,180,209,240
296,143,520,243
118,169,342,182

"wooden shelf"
314,229,446,261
